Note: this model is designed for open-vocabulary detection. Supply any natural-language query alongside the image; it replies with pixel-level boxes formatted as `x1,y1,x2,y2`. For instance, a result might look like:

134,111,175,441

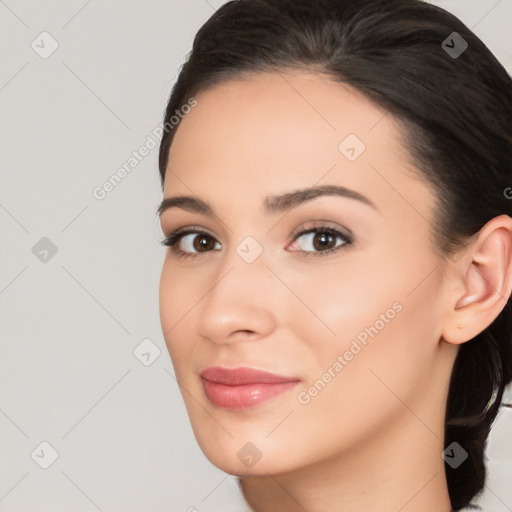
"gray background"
0,1,511,511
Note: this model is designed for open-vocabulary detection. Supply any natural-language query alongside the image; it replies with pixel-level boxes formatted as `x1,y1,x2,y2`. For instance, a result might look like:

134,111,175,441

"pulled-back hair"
158,1,512,509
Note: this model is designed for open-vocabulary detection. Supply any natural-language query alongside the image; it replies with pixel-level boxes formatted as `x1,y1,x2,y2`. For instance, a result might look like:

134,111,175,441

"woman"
156,0,512,510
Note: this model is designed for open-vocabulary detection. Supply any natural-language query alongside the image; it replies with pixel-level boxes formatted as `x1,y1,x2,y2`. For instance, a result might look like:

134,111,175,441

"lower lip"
201,379,299,410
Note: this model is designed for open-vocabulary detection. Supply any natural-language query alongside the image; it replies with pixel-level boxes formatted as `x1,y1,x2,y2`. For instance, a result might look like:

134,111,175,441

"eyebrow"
156,184,378,218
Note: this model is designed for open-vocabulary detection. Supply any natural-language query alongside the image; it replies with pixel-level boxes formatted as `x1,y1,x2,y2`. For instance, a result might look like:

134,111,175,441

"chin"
193,432,295,476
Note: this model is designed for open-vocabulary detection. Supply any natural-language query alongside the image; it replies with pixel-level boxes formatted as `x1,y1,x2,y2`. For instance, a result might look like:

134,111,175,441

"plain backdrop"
0,1,511,511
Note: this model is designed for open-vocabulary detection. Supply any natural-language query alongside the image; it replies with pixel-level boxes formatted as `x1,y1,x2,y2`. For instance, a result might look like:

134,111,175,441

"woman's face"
158,71,456,476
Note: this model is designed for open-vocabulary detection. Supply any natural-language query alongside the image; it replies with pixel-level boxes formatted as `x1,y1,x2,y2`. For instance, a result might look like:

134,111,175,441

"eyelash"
159,223,353,260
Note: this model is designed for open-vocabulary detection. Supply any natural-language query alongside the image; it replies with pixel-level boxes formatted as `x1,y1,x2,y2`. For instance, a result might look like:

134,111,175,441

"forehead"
167,71,393,168
163,71,434,224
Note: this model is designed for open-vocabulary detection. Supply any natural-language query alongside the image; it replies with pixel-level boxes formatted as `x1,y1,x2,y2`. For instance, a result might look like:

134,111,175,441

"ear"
442,214,512,345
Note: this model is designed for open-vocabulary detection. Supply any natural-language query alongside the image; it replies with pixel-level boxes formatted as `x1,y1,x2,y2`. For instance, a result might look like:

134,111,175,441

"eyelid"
287,223,353,258
165,224,215,238
161,225,217,251
290,220,353,240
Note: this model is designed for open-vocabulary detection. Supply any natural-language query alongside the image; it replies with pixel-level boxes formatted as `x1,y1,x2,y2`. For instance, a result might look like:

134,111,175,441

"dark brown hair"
157,1,512,509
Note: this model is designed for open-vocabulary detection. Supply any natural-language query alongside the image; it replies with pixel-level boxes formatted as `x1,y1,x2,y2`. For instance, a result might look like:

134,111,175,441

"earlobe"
442,215,512,345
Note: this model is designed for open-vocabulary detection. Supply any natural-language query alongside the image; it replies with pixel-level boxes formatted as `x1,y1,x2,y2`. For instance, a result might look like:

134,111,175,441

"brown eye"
291,226,352,257
312,231,337,251
192,234,217,252
160,228,221,260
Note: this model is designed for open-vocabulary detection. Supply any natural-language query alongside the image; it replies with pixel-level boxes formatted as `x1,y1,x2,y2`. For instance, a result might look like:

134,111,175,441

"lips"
199,366,300,410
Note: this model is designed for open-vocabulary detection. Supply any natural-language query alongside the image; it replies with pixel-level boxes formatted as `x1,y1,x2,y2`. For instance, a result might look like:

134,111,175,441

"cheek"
279,272,440,461
281,254,397,359
159,262,196,369
288,245,440,393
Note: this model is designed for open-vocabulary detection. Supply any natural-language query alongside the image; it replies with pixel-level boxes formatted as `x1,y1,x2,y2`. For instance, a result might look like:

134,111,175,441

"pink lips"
200,366,300,410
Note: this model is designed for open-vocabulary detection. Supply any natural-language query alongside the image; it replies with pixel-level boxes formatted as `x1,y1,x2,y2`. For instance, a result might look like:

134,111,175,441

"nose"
197,248,278,345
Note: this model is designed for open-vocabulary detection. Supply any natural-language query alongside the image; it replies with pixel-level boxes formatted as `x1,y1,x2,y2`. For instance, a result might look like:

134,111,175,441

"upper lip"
199,366,301,385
